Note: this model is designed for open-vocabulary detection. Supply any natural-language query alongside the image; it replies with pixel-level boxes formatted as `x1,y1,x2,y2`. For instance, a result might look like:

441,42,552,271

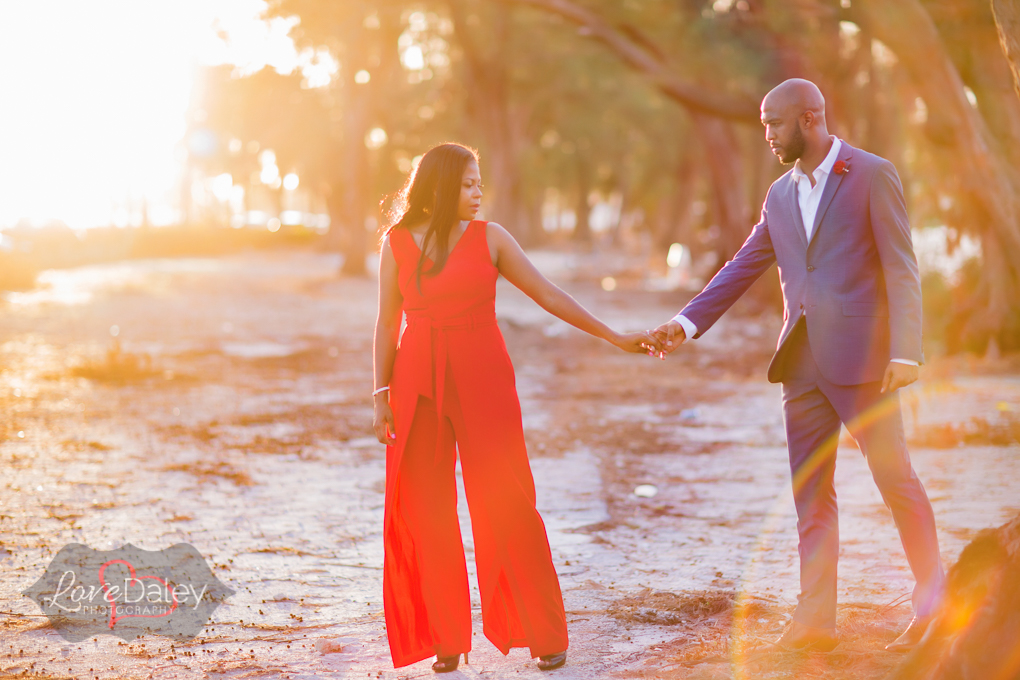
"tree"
502,0,1020,350
262,0,409,276
992,0,1020,98
187,65,332,227
855,0,1020,350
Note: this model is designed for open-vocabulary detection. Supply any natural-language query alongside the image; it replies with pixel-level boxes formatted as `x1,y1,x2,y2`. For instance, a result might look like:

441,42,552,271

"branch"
502,0,760,122
992,0,1020,101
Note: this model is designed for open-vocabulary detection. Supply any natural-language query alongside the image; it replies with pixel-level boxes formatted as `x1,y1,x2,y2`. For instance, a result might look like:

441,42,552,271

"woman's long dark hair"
385,143,478,287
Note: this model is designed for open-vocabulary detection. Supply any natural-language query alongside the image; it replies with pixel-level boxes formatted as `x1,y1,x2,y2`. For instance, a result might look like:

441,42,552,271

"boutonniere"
833,160,850,175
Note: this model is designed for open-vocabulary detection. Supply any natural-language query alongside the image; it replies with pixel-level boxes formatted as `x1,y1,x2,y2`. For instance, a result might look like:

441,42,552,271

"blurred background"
2,0,1019,358
2,4,1020,678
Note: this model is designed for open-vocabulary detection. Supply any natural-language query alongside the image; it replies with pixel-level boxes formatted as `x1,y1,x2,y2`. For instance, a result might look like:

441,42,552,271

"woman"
373,143,658,673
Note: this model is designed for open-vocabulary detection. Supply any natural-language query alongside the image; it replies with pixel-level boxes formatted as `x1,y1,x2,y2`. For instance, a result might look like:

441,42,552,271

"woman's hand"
613,331,662,356
374,395,396,445
374,237,402,444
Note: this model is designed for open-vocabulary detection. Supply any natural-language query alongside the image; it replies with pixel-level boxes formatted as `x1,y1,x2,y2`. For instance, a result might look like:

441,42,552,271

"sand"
1,249,1017,679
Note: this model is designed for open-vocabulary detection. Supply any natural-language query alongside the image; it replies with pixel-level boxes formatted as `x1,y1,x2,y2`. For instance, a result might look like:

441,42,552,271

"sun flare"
0,0,298,230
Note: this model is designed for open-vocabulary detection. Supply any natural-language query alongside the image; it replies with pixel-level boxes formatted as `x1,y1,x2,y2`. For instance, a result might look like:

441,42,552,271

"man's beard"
780,125,806,164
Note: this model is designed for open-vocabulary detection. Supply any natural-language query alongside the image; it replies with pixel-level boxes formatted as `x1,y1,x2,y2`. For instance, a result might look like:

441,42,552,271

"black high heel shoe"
432,652,467,673
537,651,567,671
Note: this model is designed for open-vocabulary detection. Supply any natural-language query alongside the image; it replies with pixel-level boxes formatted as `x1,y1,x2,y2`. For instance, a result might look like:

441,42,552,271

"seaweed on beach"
608,589,736,627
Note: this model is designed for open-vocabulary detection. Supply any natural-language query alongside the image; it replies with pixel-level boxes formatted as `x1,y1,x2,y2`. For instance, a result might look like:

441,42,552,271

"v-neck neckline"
407,221,473,264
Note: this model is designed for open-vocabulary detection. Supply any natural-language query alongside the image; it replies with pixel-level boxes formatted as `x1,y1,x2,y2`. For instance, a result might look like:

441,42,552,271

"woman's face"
457,160,483,221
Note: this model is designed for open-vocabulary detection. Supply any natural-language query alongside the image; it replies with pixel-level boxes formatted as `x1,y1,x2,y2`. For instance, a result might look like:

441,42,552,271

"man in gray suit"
653,79,944,652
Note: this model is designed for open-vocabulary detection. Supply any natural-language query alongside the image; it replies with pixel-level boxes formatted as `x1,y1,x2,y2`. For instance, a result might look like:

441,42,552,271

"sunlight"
0,0,301,230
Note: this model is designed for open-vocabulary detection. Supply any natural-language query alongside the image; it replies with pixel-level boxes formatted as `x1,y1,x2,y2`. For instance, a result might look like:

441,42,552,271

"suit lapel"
808,143,853,246
786,174,809,251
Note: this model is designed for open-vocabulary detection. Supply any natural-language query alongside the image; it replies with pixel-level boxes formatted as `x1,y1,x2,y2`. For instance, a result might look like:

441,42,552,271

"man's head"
760,79,829,165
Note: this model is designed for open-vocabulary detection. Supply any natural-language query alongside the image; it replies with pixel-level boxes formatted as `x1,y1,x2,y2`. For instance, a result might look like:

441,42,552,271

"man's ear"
800,110,815,129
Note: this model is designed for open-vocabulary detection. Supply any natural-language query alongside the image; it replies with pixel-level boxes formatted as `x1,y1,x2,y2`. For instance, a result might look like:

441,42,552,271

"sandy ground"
1,250,1018,680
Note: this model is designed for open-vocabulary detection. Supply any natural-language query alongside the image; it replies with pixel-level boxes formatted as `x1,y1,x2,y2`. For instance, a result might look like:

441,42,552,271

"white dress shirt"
671,136,917,367
794,136,842,241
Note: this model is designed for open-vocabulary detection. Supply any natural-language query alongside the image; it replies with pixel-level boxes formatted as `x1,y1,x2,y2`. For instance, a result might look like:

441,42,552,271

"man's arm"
869,161,923,365
678,203,777,336
653,198,776,354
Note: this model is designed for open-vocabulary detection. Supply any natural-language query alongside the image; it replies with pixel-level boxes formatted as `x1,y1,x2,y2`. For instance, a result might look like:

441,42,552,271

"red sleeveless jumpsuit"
383,220,569,667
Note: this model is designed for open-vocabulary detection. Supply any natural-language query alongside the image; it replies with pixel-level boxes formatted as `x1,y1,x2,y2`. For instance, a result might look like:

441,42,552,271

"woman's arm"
373,236,403,444
487,222,659,354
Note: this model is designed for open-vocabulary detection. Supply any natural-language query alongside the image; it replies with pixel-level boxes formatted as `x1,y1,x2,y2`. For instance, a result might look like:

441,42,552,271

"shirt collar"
792,136,842,184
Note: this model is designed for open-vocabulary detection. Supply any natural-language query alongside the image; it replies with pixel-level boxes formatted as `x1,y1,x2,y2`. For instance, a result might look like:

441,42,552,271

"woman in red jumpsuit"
372,143,659,673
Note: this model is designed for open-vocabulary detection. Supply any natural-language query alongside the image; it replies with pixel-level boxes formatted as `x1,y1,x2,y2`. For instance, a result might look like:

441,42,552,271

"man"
653,79,944,652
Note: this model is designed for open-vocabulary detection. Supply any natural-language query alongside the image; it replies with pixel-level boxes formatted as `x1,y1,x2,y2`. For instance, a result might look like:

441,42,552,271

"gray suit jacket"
679,142,923,385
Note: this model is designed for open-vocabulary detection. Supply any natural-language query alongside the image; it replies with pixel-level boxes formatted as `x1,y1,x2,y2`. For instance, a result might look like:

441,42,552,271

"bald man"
653,79,944,652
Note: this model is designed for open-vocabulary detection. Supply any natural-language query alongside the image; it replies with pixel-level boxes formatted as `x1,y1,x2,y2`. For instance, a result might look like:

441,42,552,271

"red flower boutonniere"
833,160,850,175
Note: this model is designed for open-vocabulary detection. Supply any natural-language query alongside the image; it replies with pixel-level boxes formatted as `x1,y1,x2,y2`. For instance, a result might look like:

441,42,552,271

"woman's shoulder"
385,225,414,247
483,221,522,250
383,227,413,265
481,220,510,239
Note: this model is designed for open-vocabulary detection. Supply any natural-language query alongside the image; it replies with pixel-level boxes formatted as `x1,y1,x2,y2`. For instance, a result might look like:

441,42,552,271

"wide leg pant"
395,368,569,660
780,320,945,629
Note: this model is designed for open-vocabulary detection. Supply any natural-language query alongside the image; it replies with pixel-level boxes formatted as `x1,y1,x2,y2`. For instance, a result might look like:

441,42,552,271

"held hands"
648,319,687,360
373,394,397,445
881,362,919,393
613,331,663,356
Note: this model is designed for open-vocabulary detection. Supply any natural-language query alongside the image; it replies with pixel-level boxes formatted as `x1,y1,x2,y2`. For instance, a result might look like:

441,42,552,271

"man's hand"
650,319,687,359
880,362,919,393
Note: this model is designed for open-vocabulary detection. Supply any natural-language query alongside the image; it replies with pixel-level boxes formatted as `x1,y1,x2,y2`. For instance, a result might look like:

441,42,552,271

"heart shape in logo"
98,559,179,629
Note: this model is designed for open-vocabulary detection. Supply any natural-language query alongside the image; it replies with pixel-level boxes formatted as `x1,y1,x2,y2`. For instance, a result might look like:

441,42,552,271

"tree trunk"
854,20,904,167
332,84,371,276
451,1,533,245
526,192,546,245
992,0,1020,99
330,4,402,276
963,8,1020,168
652,147,698,254
694,113,751,262
483,123,530,243
573,155,592,244
856,0,1020,340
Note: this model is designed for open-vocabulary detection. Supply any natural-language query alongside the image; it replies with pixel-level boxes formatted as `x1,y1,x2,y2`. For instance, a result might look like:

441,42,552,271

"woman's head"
387,142,482,281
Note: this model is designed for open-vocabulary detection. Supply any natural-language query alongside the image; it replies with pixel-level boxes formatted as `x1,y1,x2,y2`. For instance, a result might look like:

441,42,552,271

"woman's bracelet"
372,386,390,397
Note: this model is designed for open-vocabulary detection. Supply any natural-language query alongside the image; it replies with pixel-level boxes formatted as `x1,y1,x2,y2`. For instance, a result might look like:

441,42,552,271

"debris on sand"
634,484,659,498
313,637,344,654
608,589,735,626
163,460,254,486
70,339,161,383
911,413,1020,447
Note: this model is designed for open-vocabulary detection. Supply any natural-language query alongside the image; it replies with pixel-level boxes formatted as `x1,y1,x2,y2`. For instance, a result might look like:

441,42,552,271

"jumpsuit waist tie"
403,310,498,464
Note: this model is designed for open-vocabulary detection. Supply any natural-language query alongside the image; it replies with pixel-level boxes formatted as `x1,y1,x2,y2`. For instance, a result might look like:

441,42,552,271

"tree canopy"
188,0,1020,352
